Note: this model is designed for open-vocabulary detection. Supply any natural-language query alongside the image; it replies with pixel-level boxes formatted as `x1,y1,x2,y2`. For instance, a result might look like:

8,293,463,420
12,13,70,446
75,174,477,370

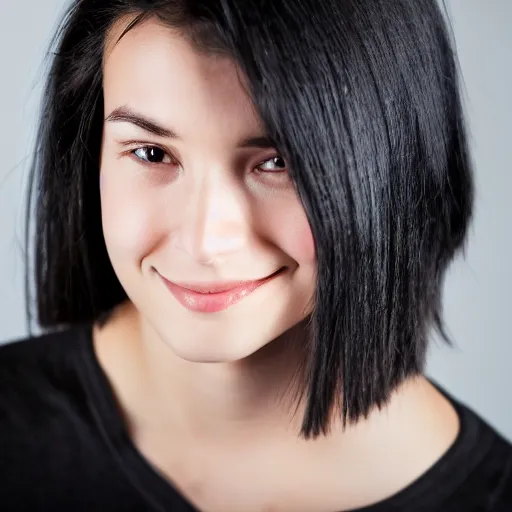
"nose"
174,170,249,266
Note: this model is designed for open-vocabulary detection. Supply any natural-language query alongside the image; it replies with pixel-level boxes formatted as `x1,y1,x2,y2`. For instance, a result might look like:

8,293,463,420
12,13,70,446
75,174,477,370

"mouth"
159,267,286,313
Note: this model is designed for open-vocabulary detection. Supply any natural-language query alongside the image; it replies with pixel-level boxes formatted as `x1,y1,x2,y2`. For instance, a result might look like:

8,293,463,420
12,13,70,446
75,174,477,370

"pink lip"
160,268,284,313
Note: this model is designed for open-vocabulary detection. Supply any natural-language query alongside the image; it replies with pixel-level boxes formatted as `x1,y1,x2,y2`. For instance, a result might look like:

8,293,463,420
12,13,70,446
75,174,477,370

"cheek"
270,203,316,265
294,223,316,263
99,170,162,264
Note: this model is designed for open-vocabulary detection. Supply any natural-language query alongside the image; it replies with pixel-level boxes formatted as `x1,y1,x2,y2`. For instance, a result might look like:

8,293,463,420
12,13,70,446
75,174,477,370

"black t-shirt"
0,325,511,512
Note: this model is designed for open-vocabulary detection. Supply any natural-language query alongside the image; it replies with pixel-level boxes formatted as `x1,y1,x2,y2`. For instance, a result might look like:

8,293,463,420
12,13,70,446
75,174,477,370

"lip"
160,267,285,313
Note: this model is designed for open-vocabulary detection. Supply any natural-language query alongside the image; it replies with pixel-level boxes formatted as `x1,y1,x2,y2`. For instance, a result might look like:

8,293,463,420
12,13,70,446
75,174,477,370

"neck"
95,301,311,440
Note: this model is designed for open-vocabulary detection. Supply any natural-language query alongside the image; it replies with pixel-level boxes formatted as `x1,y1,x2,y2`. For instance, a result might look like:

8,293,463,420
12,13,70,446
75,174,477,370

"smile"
159,267,285,313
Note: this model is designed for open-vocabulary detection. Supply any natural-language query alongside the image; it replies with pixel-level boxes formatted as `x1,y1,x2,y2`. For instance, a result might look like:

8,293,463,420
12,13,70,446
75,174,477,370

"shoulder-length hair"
27,0,474,439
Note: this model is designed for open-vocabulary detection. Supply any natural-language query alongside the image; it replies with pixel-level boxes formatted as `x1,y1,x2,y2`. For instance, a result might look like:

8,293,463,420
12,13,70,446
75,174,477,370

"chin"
164,335,269,364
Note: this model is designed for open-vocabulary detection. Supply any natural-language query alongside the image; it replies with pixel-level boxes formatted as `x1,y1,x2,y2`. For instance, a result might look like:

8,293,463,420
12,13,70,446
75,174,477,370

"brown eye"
133,146,172,164
257,156,287,173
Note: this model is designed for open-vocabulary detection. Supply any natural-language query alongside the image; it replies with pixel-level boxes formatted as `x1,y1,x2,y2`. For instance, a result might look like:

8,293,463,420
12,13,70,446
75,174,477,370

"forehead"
102,16,264,137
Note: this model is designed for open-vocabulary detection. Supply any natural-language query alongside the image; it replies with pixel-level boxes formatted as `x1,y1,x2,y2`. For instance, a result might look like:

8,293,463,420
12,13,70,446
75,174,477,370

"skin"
95,16,460,512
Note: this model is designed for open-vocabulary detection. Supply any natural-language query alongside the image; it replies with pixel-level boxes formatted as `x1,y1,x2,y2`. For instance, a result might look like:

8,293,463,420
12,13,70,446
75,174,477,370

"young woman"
1,0,511,510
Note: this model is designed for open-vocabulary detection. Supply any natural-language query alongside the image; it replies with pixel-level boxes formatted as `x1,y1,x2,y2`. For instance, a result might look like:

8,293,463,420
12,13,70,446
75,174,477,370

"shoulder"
0,325,89,380
0,325,98,473
1,323,92,358
0,325,92,426
491,463,512,511
447,400,512,511
478,426,512,511
0,326,150,508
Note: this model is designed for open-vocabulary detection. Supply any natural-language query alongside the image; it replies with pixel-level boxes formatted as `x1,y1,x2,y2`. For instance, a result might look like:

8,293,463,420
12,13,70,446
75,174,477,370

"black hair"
26,0,474,439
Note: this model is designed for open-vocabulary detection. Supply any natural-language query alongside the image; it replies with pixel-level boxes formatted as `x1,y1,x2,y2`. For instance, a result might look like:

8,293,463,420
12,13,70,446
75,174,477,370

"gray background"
0,1,511,441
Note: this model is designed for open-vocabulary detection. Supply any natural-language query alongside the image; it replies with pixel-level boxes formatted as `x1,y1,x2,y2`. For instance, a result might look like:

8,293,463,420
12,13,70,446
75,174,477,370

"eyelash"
127,144,288,175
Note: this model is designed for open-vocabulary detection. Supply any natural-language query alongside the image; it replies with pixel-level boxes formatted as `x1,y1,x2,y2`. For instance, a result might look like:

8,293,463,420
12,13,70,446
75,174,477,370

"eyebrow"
105,106,177,138
105,106,277,149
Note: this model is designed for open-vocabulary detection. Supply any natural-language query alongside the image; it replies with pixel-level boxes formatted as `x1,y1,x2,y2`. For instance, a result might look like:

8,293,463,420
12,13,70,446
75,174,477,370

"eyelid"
120,140,171,151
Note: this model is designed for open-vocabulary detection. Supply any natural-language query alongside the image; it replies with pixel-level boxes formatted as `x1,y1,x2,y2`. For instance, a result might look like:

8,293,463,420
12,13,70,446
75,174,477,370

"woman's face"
100,17,316,362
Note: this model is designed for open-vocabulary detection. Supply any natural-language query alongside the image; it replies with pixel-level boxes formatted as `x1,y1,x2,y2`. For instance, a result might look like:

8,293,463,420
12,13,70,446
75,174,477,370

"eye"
257,156,287,173
132,146,174,165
